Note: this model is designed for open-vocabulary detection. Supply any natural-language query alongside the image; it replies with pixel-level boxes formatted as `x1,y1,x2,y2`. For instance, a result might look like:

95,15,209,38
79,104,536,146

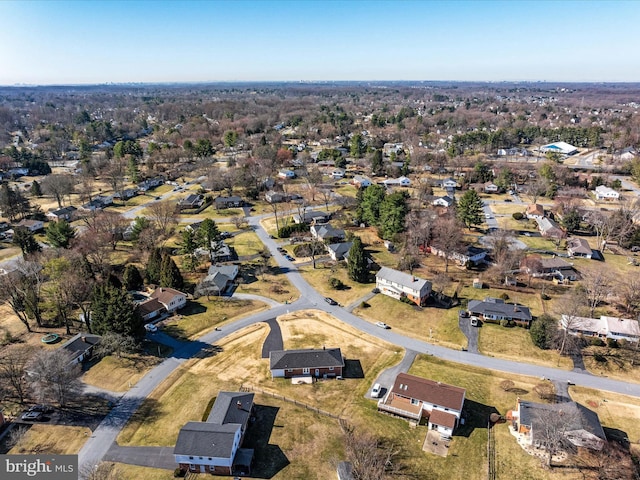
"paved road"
78,204,640,474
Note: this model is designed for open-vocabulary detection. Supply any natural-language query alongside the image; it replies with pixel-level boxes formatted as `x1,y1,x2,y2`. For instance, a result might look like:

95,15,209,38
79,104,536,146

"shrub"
530,315,556,350
328,277,345,290
360,301,370,309
589,337,605,347
512,212,524,220
593,352,607,363
499,292,509,300
606,338,619,349
534,383,555,401
500,379,515,392
500,319,510,327
541,293,551,300
277,223,309,238
174,467,186,478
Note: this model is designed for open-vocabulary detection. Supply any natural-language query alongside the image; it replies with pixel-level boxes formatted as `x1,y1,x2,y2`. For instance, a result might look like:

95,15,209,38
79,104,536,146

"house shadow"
455,399,501,438
342,359,365,379
604,426,630,449
180,301,207,316
244,405,289,478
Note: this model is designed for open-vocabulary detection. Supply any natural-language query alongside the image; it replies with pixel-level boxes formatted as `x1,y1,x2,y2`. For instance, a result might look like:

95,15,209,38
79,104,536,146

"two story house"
378,373,466,437
375,267,431,306
150,287,187,313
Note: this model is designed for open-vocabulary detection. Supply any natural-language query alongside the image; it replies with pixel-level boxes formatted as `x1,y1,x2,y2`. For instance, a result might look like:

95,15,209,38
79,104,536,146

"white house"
352,175,372,188
383,176,411,187
375,267,431,306
377,373,465,437
150,287,187,313
331,169,345,179
561,314,640,343
441,178,458,189
483,182,499,193
540,141,578,155
432,196,454,207
15,219,44,232
278,169,296,179
594,185,620,201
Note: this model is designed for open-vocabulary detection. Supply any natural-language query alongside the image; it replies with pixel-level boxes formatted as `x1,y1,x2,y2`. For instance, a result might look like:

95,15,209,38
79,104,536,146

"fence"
487,420,496,480
240,384,345,421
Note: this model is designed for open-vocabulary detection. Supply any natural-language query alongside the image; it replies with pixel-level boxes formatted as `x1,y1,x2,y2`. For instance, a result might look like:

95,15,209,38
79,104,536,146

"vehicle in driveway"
21,411,43,421
29,404,54,413
470,316,479,327
371,383,382,398
459,310,469,318
144,323,158,332
324,297,338,305
376,321,390,329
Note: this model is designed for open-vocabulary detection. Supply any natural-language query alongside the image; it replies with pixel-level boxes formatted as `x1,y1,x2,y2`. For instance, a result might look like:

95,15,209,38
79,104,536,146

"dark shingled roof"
467,298,532,322
60,333,101,362
174,422,239,458
135,298,164,317
206,392,254,427
270,348,344,370
392,373,465,412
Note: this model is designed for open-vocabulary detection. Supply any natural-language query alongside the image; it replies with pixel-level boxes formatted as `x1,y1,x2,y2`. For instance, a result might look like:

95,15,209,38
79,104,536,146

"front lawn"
298,263,374,306
9,425,91,454
82,352,168,392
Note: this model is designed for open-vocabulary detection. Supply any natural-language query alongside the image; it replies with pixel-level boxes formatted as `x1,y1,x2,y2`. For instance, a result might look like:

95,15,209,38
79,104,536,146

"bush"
499,292,509,300
500,379,515,392
512,212,524,220
500,319,510,327
360,301,370,309
589,337,605,347
606,338,619,349
328,277,345,290
174,467,186,478
593,352,607,363
530,315,556,350
277,223,309,238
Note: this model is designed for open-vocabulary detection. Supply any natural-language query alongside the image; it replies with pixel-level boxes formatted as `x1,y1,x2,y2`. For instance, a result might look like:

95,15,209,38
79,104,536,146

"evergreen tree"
45,220,75,248
370,149,384,176
30,180,42,197
145,247,163,284
160,254,184,290
378,191,409,241
347,236,368,283
123,264,143,291
456,189,484,229
13,227,41,255
127,157,139,183
90,284,145,340
197,218,221,261
179,228,199,272
359,184,386,226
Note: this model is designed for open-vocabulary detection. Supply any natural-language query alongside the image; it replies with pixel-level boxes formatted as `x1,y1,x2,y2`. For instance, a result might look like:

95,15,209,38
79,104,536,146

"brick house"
269,347,344,378
375,267,431,306
467,297,533,327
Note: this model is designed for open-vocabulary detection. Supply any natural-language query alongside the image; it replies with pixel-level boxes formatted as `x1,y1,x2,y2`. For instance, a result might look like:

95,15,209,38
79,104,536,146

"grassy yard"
161,298,267,340
298,262,373,306
9,425,91,454
82,353,166,392
225,230,264,257
99,464,174,480
354,294,466,349
490,204,527,215
580,345,640,383
236,263,298,303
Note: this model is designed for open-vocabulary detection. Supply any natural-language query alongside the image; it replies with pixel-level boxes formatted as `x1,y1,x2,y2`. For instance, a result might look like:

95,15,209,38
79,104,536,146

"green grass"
225,230,263,257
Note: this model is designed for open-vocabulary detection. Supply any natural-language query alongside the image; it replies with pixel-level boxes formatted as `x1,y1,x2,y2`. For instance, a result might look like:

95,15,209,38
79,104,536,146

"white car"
375,321,390,329
371,383,382,398
144,323,158,333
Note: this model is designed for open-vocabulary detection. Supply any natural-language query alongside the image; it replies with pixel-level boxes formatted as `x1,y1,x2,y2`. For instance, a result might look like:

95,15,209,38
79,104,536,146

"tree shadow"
243,405,289,478
342,359,365,379
455,399,501,438
179,301,207,316
603,427,630,450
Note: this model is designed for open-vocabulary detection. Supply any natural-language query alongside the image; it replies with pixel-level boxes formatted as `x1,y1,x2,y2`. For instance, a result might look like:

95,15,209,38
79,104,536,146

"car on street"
375,321,390,329
285,255,295,261
371,383,382,398
21,411,43,421
144,323,158,333
324,297,338,305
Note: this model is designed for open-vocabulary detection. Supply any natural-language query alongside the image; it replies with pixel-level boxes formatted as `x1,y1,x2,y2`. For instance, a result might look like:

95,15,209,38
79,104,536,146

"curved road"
78,208,640,473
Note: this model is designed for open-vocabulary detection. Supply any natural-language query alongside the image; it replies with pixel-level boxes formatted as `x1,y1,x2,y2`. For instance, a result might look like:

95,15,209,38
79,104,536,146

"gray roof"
327,242,353,259
518,400,606,444
215,195,242,204
375,266,431,292
270,348,344,370
467,297,532,322
174,422,240,458
206,392,254,426
567,237,592,255
60,333,101,362
313,224,345,239
207,265,238,279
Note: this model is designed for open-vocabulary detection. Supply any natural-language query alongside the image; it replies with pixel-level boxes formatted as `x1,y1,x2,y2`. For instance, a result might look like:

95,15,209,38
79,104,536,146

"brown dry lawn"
9,425,91,455
82,354,164,392
298,263,373,306
236,264,298,303
580,345,640,383
105,463,174,480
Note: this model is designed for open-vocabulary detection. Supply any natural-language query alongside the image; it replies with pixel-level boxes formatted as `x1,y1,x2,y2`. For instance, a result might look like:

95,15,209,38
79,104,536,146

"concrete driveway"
458,312,479,353
368,349,418,399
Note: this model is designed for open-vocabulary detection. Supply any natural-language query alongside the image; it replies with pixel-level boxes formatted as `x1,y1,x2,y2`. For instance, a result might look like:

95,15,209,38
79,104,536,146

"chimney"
236,401,242,409
81,336,86,343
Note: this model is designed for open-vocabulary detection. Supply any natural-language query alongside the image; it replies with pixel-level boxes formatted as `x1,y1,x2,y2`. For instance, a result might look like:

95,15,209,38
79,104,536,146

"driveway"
261,318,283,358
458,312,479,353
369,349,418,399
104,445,176,470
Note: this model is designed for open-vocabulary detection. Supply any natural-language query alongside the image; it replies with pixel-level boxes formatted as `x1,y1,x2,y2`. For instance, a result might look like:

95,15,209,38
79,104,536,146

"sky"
0,0,638,85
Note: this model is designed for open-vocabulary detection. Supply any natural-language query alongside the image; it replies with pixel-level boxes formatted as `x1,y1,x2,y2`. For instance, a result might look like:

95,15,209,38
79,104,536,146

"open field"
581,345,640,383
8,425,91,455
490,203,526,215
161,298,267,340
107,464,174,480
82,353,166,392
354,294,466,349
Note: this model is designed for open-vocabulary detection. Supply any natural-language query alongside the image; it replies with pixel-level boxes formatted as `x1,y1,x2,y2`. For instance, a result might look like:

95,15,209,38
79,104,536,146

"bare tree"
26,349,81,406
531,405,581,467
94,332,138,359
580,268,613,317
526,175,549,204
616,272,640,316
295,239,325,269
267,199,282,235
41,174,75,208
340,421,400,480
80,462,124,480
432,215,464,273
554,291,588,358
147,200,178,236
0,346,34,403
319,188,333,213
487,230,523,284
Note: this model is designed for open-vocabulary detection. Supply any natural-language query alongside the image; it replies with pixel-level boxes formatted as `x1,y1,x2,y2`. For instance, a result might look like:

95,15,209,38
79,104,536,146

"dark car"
29,404,54,413
285,255,295,261
371,287,380,294
21,411,43,421
325,297,338,305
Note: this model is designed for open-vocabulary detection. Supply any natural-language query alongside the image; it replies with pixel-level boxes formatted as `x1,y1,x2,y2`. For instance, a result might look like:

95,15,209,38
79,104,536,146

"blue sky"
0,0,637,85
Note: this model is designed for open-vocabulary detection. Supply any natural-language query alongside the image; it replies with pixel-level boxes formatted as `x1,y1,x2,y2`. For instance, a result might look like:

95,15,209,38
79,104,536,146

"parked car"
21,411,43,421
285,255,295,261
371,287,380,294
459,310,469,318
324,297,338,305
371,383,382,398
29,404,54,413
144,323,158,333
470,316,479,327
375,321,390,329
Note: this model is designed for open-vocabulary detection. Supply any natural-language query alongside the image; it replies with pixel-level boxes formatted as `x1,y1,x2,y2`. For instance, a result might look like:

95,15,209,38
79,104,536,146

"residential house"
508,399,605,452
174,392,254,476
178,194,204,210
310,223,345,242
138,176,164,192
327,242,352,261
15,219,44,232
429,245,487,267
432,195,455,208
484,182,499,193
150,287,187,313
269,347,344,378
383,176,412,188
594,185,620,201
294,211,330,224
441,178,458,189
375,267,432,306
185,221,203,232
113,188,139,200
615,147,637,162
196,265,239,297
214,196,244,210
46,206,77,222
60,333,101,365
467,297,533,327
526,204,545,220
264,191,287,203
331,168,345,179
521,256,578,281
561,314,640,343
566,237,593,259
208,241,234,262
81,195,113,211
352,175,372,188
136,297,165,322
377,373,465,436
278,169,296,179
540,141,578,156
536,217,565,239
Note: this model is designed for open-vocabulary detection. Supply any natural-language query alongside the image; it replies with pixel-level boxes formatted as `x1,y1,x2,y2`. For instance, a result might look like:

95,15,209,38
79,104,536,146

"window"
189,464,197,471
329,367,334,371
303,368,310,374
189,457,193,460
411,398,419,405
287,368,293,372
